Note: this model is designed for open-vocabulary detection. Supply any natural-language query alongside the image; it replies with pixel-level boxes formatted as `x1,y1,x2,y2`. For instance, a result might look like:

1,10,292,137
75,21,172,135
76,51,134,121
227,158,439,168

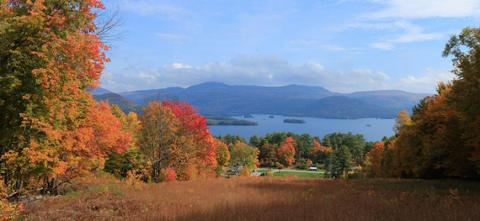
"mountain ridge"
93,82,429,119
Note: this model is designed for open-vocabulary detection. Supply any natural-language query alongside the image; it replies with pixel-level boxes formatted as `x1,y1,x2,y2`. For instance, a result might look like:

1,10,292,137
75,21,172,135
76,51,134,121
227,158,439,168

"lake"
208,115,395,141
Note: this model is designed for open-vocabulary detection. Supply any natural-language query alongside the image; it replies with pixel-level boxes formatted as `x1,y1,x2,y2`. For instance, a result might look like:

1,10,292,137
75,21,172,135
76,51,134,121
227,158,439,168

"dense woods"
364,28,480,179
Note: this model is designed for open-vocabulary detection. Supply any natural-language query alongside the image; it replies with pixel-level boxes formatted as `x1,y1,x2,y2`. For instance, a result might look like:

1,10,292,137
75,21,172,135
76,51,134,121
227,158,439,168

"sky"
99,0,480,93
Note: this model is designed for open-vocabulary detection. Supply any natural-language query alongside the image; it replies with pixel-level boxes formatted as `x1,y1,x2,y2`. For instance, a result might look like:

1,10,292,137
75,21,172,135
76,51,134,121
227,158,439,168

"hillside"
93,92,142,113
93,82,428,119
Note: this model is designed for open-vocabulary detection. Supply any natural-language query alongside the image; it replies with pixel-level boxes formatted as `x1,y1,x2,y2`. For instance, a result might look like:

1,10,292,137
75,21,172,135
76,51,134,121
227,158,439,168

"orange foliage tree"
0,0,115,194
364,142,385,177
309,139,333,164
277,137,296,167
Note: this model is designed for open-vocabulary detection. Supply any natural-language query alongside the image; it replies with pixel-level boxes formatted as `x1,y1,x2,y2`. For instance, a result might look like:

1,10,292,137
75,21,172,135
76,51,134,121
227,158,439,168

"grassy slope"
22,174,480,221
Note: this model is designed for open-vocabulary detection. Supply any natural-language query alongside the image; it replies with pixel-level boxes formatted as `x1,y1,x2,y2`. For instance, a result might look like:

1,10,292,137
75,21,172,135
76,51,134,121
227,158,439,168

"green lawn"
274,171,324,178
256,168,325,178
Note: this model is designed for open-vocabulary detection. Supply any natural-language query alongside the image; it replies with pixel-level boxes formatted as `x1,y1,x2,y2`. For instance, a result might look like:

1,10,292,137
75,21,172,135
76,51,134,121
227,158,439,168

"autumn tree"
163,101,217,179
215,139,230,176
258,143,278,167
139,101,217,181
394,110,412,134
0,0,114,194
277,137,296,167
230,142,259,176
139,102,180,182
309,139,332,164
379,27,480,179
443,27,480,174
364,142,385,177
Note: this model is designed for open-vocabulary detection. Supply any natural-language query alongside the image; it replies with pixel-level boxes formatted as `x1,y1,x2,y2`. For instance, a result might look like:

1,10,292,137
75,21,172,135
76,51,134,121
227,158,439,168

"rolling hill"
92,82,428,119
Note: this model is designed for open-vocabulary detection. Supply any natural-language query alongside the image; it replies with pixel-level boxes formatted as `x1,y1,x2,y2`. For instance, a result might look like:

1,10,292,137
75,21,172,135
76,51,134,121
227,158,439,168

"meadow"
22,173,480,221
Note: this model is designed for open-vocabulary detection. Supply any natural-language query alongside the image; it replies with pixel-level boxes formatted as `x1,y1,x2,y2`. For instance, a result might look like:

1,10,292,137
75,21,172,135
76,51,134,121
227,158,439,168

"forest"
1,1,480,220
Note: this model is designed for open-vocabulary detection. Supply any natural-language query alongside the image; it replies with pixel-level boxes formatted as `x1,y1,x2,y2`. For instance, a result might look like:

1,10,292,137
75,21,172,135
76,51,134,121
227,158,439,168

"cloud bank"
102,55,453,93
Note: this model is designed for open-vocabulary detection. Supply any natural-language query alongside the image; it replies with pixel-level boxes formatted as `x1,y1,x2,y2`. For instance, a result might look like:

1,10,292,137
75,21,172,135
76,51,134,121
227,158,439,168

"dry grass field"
22,174,480,221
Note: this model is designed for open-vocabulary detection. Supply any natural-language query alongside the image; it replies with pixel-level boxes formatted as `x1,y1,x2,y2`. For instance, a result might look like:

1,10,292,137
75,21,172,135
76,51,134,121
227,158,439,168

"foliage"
394,110,412,134
322,133,368,166
104,148,149,181
327,146,353,178
309,139,332,164
139,101,217,182
218,135,246,146
0,179,21,220
258,143,278,167
376,27,480,179
364,142,385,177
162,167,177,182
277,137,296,167
0,0,117,195
230,142,259,175
214,139,230,176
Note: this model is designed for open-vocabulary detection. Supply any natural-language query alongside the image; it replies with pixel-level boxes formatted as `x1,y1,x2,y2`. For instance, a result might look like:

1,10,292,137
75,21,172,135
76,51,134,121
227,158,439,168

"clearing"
22,174,480,221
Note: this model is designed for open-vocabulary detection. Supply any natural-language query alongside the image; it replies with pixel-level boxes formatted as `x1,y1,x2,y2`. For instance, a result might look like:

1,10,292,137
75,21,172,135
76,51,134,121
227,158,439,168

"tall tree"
327,146,353,178
364,142,385,177
444,27,480,173
277,137,296,167
0,0,110,193
139,102,180,182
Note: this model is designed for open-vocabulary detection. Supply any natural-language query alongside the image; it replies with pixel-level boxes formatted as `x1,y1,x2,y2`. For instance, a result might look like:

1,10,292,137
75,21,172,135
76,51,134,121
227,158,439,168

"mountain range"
91,82,429,119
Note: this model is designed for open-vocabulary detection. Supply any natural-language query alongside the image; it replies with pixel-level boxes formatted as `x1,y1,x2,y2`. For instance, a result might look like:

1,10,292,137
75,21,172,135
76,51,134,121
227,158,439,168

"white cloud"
399,69,456,92
169,62,191,69
357,21,443,50
101,55,456,94
101,55,393,93
370,0,480,19
370,42,393,50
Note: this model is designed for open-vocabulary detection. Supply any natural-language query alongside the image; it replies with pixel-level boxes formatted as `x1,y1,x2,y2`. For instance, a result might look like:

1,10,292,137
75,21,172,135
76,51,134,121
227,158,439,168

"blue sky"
99,0,480,93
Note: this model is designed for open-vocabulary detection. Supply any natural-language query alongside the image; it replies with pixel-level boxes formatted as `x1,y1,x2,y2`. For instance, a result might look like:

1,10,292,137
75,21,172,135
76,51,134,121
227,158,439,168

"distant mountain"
93,82,429,119
93,92,141,114
89,87,113,95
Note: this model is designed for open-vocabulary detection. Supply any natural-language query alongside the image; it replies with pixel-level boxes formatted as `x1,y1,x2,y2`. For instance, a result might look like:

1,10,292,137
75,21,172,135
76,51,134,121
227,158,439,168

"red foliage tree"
163,102,217,169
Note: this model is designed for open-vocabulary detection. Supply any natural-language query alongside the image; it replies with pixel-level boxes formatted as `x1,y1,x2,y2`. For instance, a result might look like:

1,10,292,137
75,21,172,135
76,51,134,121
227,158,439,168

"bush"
239,167,251,176
1,181,22,220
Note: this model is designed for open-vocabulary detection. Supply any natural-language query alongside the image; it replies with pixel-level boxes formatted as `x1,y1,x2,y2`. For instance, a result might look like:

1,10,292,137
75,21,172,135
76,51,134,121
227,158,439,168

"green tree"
215,139,230,176
327,146,353,178
323,133,367,166
230,142,259,175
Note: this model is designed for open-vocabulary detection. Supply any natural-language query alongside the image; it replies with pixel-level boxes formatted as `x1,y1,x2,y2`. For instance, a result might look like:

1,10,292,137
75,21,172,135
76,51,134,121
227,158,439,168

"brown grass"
22,174,480,221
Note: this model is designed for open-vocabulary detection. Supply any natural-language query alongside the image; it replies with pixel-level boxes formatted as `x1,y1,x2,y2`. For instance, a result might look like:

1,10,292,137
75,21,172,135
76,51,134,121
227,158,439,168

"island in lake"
283,118,306,124
207,117,258,126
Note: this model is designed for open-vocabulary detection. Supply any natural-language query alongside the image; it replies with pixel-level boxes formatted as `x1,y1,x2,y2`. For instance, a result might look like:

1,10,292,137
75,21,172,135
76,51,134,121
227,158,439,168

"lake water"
208,115,395,141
